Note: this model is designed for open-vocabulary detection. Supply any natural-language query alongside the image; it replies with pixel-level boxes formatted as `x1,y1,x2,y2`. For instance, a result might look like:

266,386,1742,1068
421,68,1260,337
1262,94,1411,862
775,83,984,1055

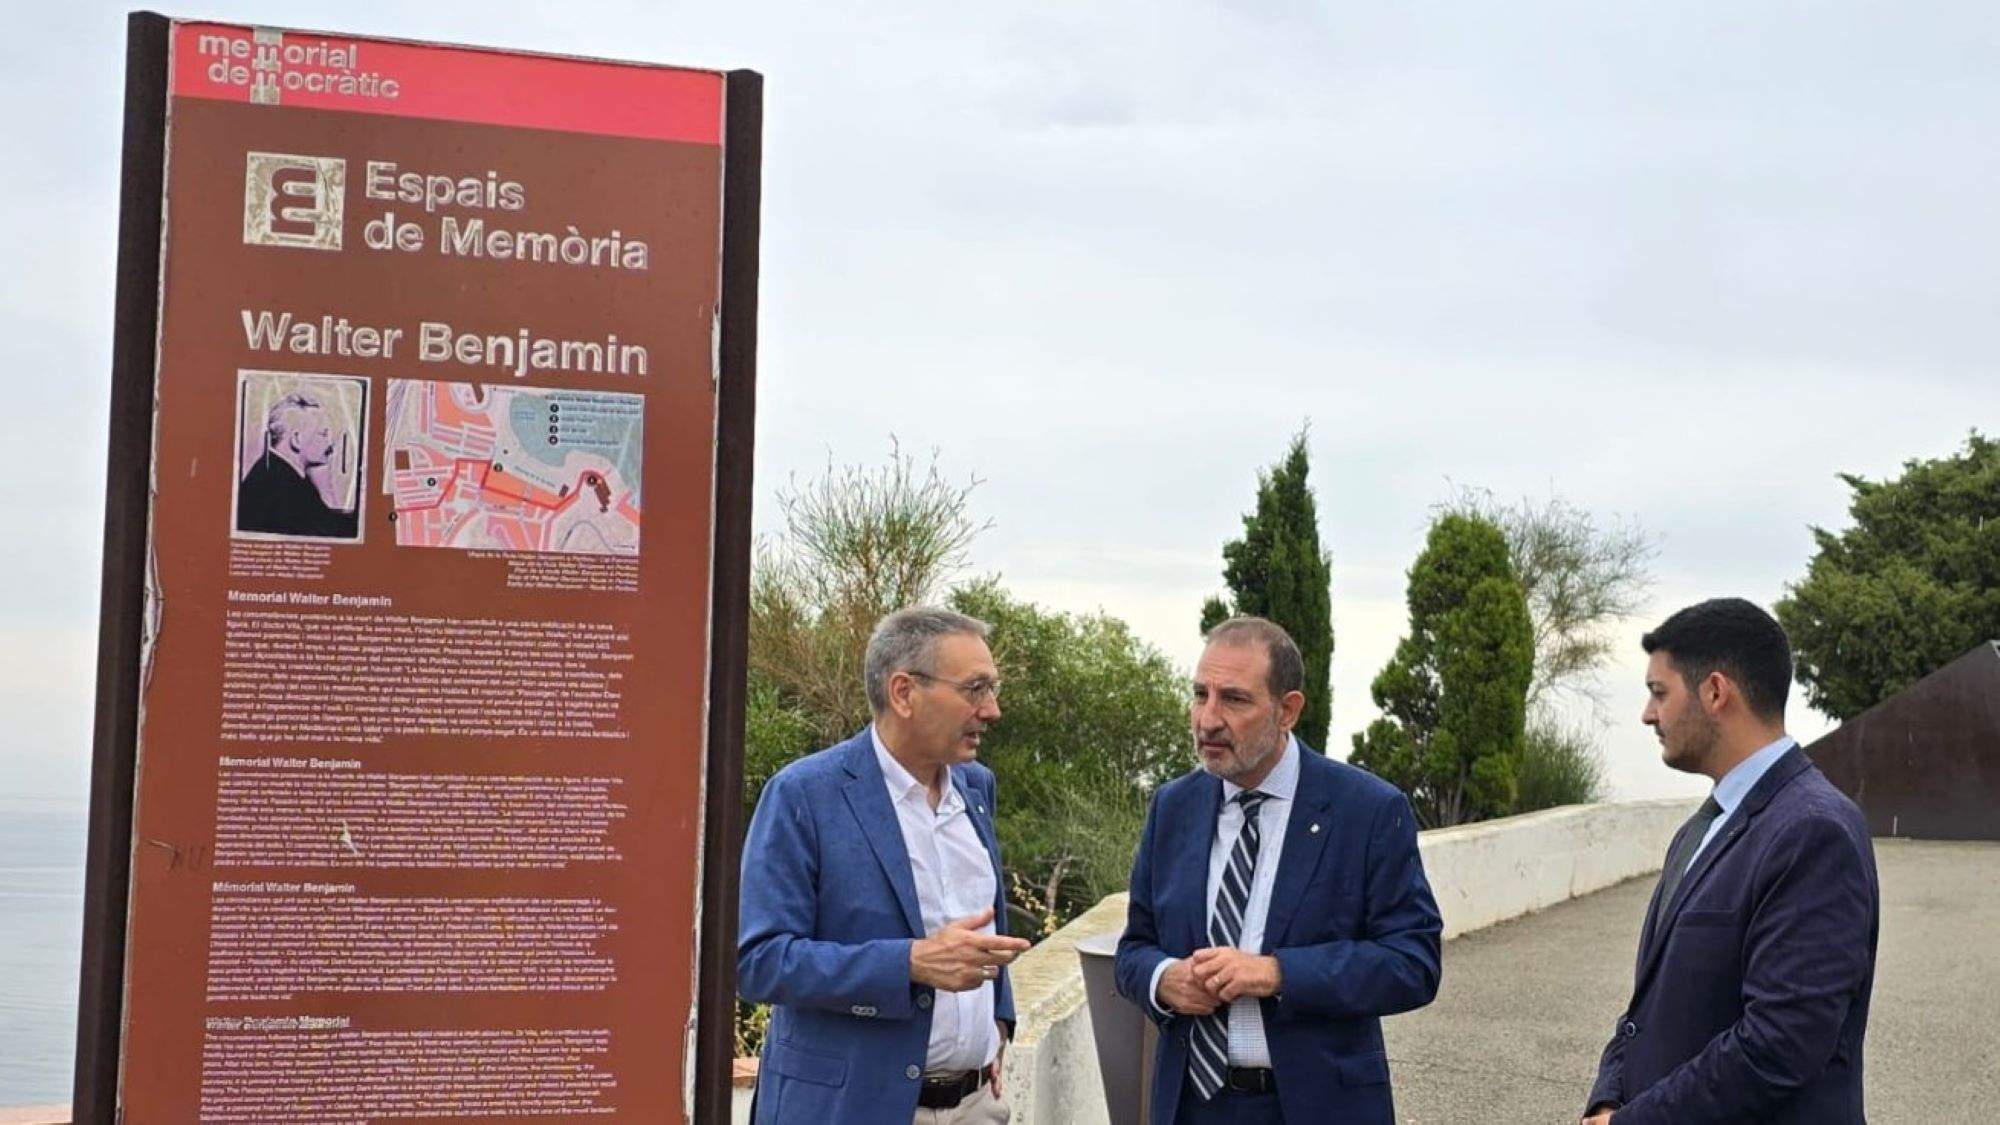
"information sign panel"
80,15,759,1122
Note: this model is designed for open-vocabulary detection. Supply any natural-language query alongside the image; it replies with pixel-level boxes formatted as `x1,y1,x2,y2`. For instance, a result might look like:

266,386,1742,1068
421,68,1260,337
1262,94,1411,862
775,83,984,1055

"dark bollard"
1076,929,1157,1125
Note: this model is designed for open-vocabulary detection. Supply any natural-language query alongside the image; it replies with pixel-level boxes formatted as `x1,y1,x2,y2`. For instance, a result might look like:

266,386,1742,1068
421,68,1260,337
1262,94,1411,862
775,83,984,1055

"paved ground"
1384,838,2000,1123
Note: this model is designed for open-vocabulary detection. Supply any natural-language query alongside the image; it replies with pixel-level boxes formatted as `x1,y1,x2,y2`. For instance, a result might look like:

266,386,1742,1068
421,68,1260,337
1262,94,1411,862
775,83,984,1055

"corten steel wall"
1807,642,2000,841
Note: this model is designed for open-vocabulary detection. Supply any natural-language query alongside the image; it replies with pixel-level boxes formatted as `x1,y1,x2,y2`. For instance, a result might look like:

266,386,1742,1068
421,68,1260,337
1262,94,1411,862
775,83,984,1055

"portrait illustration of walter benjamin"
233,371,368,542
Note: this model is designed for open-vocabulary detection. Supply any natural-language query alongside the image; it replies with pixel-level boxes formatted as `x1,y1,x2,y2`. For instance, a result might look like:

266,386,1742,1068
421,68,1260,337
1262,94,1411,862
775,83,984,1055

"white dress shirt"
873,727,1001,1073
1150,736,1301,1068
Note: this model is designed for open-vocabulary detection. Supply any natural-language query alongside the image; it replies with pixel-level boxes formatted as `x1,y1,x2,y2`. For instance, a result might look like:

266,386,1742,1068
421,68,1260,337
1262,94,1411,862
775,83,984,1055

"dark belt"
1223,1066,1276,1094
917,1068,986,1109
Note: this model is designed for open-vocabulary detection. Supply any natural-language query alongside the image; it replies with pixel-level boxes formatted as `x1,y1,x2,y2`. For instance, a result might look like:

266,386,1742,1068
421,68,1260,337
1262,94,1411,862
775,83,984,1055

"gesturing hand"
1187,947,1282,1001
910,907,1030,992
1157,958,1221,1015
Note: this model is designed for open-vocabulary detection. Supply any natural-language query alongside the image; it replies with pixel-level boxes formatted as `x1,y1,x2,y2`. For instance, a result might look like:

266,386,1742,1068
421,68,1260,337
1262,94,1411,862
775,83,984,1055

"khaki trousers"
914,1084,1010,1124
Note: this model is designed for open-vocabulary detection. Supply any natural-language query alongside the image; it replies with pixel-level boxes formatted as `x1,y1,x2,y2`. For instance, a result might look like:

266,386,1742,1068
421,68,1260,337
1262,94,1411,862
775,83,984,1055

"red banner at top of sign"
172,23,724,146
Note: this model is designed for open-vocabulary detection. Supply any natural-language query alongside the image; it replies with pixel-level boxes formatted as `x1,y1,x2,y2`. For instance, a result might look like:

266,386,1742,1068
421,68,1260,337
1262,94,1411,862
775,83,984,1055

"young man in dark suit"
1586,598,1878,1123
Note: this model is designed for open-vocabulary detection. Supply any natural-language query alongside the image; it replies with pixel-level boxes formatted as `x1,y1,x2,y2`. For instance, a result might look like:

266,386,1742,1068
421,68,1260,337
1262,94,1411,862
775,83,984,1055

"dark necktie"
1656,795,1724,913
1189,789,1272,1101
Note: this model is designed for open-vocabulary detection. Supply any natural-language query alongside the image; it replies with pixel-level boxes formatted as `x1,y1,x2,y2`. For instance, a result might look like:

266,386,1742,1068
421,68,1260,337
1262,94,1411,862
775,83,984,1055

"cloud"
5,0,1990,811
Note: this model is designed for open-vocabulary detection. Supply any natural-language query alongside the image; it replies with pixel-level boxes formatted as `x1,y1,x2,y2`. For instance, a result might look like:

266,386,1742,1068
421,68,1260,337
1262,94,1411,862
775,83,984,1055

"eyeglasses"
908,671,1003,704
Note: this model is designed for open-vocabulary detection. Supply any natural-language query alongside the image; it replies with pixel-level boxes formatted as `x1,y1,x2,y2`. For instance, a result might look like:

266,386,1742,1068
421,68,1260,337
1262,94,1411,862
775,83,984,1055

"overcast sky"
2,0,1993,815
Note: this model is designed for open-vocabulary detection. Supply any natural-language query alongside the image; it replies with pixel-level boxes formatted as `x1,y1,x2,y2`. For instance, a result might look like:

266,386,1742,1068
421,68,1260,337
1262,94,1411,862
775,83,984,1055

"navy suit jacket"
1590,747,1879,1123
737,729,1016,1125
1114,746,1442,1125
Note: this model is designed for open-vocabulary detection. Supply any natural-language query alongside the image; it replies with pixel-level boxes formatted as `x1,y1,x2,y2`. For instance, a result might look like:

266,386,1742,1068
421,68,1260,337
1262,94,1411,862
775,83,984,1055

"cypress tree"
1201,428,1335,750
1351,513,1534,826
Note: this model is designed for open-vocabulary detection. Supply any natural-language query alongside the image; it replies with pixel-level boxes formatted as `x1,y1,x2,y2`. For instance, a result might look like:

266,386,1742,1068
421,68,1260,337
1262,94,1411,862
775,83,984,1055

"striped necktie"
1189,789,1273,1101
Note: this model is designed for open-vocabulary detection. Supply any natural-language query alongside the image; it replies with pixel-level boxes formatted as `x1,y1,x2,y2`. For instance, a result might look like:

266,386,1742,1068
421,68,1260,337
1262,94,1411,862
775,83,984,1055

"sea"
0,802,87,1107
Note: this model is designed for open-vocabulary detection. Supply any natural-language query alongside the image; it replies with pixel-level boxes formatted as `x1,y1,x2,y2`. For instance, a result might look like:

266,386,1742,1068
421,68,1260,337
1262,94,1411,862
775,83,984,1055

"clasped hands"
1159,948,1283,1015
910,907,1030,992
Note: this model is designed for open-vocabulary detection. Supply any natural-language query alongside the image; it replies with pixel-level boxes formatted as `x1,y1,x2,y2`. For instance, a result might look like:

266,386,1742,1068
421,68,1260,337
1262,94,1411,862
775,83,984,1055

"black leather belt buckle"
1224,1066,1276,1093
917,1069,984,1109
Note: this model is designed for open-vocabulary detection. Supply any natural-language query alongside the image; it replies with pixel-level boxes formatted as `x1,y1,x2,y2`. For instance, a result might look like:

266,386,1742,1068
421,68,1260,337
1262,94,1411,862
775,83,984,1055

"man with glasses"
1116,616,1442,1124
739,607,1031,1123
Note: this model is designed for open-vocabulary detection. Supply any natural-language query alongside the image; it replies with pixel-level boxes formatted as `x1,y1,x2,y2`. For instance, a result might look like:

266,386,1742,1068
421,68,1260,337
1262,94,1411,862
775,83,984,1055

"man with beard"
1583,599,1878,1124
1115,616,1441,1124
738,607,1031,1124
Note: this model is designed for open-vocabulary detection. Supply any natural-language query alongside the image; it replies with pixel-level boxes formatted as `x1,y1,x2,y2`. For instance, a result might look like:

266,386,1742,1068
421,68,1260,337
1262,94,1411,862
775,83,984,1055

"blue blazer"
1115,747,1442,1125
1589,747,1878,1123
737,728,1016,1125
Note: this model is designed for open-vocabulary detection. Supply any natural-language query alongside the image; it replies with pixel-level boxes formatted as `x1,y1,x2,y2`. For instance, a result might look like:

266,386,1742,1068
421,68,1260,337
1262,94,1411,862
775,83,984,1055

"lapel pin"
1310,823,1321,834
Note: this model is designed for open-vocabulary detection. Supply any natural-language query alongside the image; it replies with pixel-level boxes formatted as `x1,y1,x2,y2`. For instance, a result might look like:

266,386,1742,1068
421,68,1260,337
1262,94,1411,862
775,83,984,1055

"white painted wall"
1419,797,1697,939
993,894,1124,1125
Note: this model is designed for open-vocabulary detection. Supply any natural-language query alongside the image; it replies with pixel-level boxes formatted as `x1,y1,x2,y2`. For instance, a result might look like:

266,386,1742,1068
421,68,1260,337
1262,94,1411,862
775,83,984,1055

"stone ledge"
1419,798,1696,938
1006,892,1128,1051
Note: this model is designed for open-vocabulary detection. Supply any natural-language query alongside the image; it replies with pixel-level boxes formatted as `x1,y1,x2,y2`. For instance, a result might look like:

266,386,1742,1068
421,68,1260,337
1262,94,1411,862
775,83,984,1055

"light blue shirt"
1690,736,1795,867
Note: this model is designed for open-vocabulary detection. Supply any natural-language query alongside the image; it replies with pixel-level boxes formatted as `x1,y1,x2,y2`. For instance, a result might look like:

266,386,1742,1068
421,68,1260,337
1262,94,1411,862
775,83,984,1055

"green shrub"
1513,713,1606,813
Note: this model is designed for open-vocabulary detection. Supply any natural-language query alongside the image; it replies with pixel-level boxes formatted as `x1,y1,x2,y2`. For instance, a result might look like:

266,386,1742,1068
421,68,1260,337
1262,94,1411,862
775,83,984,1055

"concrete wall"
1419,797,1696,939
994,893,1126,1125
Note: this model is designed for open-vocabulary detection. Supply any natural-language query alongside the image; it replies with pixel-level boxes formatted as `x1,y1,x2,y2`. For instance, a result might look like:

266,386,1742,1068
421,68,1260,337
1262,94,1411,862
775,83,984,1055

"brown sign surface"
87,18,750,1121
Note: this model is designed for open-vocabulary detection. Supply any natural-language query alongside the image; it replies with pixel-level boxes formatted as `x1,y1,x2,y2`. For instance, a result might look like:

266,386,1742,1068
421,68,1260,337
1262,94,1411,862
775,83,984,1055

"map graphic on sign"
384,379,643,555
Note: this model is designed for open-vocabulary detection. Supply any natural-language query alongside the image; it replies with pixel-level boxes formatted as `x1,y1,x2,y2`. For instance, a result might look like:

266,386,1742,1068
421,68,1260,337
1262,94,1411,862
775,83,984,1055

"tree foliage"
1439,488,1655,706
1513,712,1606,813
950,580,1189,930
742,448,1188,937
1776,432,2000,720
749,444,987,746
1200,427,1335,750
741,680,820,830
1351,514,1535,827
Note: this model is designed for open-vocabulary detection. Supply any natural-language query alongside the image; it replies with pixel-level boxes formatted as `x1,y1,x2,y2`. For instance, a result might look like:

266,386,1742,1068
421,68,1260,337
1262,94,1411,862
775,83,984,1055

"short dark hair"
1640,598,1792,721
1203,616,1305,699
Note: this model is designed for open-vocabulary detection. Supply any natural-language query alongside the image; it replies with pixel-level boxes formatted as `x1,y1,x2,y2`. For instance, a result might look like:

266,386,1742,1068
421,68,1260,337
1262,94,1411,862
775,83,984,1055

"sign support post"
693,68,762,1119
75,12,172,1125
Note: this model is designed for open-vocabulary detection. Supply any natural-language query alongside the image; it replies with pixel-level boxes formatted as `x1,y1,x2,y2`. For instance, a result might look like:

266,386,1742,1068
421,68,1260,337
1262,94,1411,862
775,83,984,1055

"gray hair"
1204,615,1305,699
864,606,990,713
266,392,325,443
